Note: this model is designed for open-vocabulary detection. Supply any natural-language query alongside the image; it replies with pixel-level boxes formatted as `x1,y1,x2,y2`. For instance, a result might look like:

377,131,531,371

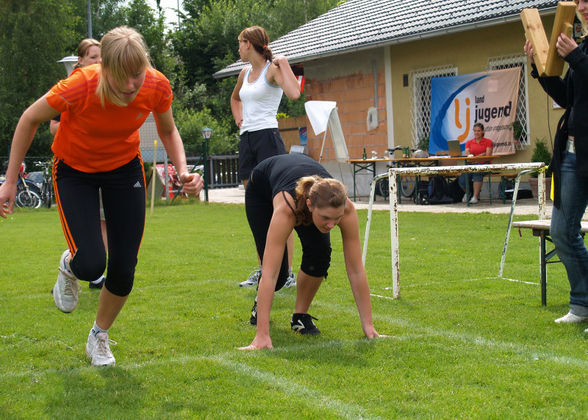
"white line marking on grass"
0,340,384,419
498,277,539,285
383,276,539,289
209,355,382,420
322,303,588,369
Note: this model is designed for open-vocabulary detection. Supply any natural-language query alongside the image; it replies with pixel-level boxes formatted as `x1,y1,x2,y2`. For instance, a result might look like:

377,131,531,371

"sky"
145,0,185,30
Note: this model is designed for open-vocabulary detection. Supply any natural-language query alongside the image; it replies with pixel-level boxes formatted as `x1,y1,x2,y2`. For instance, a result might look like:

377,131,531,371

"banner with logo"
429,67,521,155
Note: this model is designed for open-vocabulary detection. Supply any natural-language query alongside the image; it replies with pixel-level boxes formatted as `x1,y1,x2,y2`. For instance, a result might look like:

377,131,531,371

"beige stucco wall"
302,16,562,166
299,14,564,196
388,17,562,164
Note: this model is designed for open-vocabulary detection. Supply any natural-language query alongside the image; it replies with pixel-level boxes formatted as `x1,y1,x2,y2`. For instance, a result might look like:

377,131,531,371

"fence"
187,154,240,189
3,154,241,190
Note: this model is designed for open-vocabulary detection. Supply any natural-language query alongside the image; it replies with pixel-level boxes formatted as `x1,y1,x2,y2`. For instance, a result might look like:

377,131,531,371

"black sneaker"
89,277,105,289
290,313,320,335
249,297,257,325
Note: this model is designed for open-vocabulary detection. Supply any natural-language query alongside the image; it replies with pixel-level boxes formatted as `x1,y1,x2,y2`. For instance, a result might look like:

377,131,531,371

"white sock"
90,321,108,337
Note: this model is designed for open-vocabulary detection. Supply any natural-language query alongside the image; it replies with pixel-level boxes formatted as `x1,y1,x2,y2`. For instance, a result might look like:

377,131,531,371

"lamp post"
57,55,78,76
201,127,212,202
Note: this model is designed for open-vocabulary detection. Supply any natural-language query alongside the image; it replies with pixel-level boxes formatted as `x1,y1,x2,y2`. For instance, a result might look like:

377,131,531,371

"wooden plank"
545,1,577,76
521,8,549,75
513,219,588,232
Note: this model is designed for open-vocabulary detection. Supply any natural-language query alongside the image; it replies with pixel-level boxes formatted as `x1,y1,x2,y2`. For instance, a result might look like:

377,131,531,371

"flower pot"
528,176,552,201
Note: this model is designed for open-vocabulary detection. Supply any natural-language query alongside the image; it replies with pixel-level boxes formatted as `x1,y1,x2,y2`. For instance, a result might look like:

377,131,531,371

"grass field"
0,202,586,419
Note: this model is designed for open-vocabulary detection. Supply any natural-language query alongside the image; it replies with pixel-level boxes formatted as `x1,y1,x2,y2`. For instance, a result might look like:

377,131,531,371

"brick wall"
302,71,388,162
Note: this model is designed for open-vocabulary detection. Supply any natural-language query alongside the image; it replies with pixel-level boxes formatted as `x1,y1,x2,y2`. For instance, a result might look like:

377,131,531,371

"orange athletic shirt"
46,64,173,172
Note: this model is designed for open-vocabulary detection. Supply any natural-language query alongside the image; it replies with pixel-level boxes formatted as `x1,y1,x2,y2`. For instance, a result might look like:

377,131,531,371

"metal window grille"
410,65,458,148
488,55,530,149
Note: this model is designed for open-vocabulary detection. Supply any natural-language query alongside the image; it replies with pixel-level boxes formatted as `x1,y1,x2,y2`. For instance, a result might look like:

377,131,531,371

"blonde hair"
96,26,151,107
74,38,100,69
293,176,347,226
238,26,273,62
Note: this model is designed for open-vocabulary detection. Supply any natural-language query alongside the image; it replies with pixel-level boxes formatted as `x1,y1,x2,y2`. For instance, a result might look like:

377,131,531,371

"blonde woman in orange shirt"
0,26,203,366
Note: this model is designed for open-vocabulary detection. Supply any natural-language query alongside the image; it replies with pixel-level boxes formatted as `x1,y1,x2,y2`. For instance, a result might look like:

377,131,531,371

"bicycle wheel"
399,176,416,198
42,181,53,208
16,189,41,208
375,178,389,199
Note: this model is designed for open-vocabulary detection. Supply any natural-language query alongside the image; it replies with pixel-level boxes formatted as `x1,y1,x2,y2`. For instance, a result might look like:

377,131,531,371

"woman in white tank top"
230,26,302,289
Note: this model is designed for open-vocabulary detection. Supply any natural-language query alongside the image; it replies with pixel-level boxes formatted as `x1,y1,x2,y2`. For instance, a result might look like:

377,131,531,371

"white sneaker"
240,268,261,287
468,196,479,204
554,311,588,324
462,194,468,203
284,272,297,288
86,331,116,366
52,250,79,313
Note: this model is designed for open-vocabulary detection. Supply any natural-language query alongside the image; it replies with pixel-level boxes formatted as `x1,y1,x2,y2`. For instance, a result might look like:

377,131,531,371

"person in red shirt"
0,26,203,366
459,122,493,204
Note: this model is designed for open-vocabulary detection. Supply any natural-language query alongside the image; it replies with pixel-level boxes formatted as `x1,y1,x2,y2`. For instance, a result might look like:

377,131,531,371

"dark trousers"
54,156,146,296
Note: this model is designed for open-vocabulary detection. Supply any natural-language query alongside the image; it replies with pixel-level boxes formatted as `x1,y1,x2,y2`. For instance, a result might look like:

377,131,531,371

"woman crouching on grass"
240,153,379,350
0,26,203,366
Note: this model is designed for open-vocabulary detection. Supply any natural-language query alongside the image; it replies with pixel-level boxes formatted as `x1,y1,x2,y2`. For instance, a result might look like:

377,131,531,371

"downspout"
384,47,395,148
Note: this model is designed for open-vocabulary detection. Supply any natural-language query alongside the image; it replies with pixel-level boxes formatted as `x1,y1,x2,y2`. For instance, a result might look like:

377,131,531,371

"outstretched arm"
0,95,58,218
240,192,296,350
154,108,203,196
339,198,379,338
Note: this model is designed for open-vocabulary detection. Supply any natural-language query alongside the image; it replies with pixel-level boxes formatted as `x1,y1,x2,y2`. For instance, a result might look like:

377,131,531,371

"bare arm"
153,108,203,196
49,119,60,136
241,192,296,350
268,56,301,100
230,69,246,130
338,198,379,338
0,95,58,217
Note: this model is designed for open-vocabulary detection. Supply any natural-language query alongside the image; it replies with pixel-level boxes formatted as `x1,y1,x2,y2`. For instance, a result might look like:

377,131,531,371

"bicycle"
34,160,54,208
375,146,418,200
15,162,42,209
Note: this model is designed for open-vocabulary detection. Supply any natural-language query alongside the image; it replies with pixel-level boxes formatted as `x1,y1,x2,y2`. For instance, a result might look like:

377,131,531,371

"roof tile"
215,0,559,77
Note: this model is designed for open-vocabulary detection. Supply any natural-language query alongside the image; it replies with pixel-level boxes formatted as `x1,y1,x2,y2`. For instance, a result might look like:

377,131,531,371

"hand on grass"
363,325,379,339
238,335,273,351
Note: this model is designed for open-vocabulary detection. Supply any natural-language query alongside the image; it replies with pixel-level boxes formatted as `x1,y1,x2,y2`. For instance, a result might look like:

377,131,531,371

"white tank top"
239,62,283,134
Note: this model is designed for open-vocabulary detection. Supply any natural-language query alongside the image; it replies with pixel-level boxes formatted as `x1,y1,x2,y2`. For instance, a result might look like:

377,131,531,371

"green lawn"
0,202,586,419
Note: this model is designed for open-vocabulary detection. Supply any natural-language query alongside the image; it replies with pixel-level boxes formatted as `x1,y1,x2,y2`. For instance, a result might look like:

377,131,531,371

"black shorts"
245,176,331,291
238,128,287,181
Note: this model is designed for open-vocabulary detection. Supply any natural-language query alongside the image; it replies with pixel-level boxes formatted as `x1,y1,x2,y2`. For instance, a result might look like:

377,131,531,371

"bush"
531,138,552,177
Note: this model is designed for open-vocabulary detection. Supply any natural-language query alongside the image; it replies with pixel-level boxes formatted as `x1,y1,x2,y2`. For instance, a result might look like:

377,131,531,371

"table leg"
540,232,547,306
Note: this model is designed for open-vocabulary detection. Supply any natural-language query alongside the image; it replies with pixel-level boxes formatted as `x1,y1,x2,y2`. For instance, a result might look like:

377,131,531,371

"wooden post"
150,140,157,215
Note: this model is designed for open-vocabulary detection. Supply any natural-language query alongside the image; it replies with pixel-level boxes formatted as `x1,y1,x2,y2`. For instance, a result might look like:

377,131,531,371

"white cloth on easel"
304,101,337,135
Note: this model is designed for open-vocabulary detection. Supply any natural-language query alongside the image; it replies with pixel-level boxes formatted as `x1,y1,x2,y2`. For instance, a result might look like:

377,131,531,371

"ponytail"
239,26,273,62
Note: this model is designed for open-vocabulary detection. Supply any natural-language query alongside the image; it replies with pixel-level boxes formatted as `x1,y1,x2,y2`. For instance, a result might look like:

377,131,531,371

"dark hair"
239,26,273,61
473,122,485,132
293,176,347,226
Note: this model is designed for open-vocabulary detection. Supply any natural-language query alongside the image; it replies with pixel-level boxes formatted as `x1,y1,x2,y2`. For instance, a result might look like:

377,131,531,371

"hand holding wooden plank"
521,2,577,76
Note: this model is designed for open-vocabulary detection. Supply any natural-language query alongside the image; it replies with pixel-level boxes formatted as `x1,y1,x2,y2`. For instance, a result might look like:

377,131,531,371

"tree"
170,0,343,154
0,0,78,156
